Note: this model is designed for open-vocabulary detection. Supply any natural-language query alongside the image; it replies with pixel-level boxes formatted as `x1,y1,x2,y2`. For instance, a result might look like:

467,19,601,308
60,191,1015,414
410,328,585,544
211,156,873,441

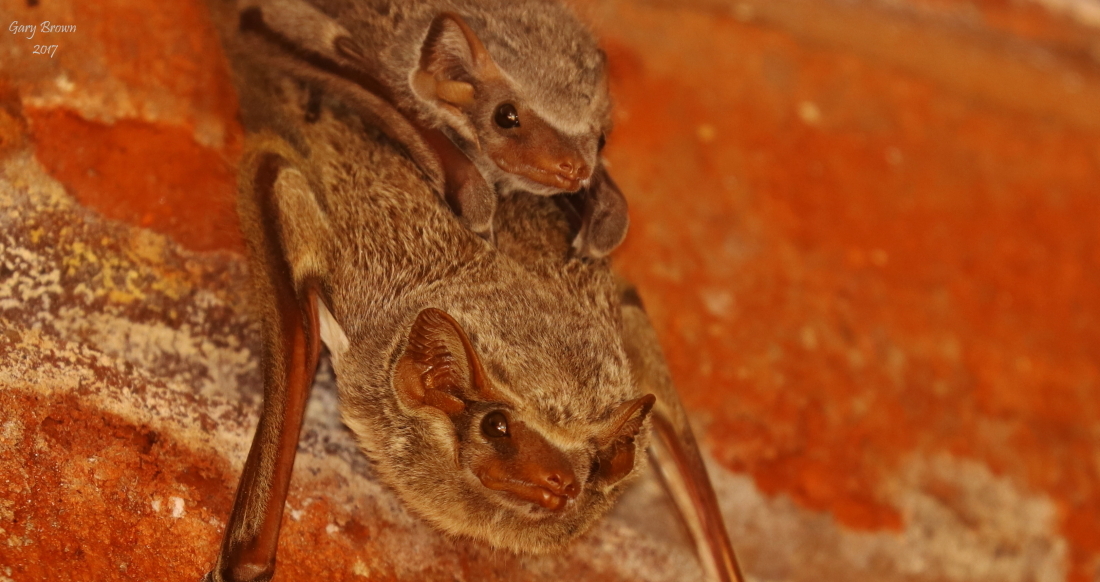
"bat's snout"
556,159,592,183
533,467,581,510
473,424,581,511
477,465,579,511
489,123,596,193
519,156,592,193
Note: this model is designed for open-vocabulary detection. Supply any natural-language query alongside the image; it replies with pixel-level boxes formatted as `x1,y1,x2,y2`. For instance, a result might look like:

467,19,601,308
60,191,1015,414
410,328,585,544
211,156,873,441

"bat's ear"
394,308,496,417
592,394,656,485
412,13,498,113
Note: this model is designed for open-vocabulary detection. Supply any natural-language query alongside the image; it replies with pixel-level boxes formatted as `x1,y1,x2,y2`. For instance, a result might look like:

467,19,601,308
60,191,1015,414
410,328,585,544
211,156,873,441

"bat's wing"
232,2,507,241
231,1,446,197
204,145,331,582
617,279,746,582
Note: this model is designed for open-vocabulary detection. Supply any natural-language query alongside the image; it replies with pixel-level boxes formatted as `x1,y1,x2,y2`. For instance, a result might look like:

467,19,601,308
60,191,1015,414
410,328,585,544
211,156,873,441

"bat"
202,0,745,580
230,0,629,259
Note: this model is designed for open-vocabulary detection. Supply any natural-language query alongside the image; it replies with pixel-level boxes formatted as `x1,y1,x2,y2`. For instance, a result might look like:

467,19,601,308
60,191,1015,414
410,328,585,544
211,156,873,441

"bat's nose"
474,421,581,511
508,157,591,193
556,159,591,183
539,469,579,499
525,157,591,193
521,465,578,511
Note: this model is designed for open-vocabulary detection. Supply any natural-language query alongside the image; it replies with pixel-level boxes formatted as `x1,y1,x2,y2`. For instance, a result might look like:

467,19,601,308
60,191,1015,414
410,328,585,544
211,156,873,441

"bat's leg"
236,3,447,197
238,5,495,242
572,166,629,259
204,153,323,582
617,282,745,582
238,34,498,241
236,5,497,243
451,176,497,243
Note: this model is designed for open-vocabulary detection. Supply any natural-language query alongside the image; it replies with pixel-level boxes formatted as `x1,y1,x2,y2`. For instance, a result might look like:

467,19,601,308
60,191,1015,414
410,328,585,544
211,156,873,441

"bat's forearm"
205,151,324,582
617,280,745,582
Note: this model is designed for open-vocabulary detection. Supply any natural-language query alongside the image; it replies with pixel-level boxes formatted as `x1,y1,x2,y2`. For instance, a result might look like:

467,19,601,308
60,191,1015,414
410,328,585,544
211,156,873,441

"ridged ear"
593,394,656,484
605,394,656,440
411,13,500,141
418,13,495,85
394,308,495,417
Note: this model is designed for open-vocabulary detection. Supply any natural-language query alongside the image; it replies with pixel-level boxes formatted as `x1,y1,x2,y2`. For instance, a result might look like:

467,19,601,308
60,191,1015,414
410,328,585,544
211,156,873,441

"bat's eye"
493,103,520,129
481,410,510,438
597,134,606,151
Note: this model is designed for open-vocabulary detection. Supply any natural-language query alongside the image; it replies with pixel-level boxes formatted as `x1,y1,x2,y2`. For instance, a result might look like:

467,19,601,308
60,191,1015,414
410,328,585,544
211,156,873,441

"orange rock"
28,107,242,252
4,0,1100,579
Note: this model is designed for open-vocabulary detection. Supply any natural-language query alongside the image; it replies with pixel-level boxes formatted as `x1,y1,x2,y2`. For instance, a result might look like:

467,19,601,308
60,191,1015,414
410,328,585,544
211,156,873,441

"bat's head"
346,307,652,552
409,9,612,197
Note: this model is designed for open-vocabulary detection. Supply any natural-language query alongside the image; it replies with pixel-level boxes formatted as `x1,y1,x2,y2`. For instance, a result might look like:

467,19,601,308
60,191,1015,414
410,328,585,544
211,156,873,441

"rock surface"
1,0,1099,581
0,153,700,580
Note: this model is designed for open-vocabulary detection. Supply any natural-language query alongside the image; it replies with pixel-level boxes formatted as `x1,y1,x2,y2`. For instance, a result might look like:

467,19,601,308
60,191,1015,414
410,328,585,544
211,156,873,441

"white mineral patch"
0,150,1070,582
352,560,371,578
170,497,185,519
708,453,1067,582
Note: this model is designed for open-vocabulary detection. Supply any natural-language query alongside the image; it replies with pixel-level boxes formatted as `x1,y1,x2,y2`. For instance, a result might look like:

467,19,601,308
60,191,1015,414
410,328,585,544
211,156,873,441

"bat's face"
411,12,613,198
443,393,654,551
337,307,652,552
462,76,608,198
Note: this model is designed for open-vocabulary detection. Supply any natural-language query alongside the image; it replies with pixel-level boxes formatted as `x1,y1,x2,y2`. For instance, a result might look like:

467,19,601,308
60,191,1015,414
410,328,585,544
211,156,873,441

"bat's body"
235,0,629,258
204,1,744,581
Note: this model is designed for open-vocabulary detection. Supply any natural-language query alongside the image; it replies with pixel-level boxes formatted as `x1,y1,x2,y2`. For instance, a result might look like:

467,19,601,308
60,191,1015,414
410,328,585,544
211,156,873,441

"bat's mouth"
478,472,574,512
501,172,593,199
493,157,592,195
520,167,588,193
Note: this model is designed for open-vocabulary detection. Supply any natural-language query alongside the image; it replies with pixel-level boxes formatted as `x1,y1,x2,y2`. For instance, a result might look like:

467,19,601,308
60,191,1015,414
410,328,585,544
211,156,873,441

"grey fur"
316,0,612,141
234,68,646,552
234,0,626,255
201,2,742,578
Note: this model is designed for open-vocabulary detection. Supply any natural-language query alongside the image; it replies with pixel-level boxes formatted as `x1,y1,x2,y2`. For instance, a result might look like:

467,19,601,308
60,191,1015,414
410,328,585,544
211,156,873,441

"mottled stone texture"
1,0,1098,581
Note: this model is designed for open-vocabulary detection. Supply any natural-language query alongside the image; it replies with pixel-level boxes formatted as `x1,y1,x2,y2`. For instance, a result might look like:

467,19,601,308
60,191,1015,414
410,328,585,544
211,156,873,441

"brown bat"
231,0,629,259
202,1,744,581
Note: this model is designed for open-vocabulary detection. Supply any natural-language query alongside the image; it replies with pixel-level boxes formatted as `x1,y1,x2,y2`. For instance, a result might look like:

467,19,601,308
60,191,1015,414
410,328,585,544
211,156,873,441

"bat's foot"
469,222,496,245
566,165,629,260
449,175,497,246
572,211,628,260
